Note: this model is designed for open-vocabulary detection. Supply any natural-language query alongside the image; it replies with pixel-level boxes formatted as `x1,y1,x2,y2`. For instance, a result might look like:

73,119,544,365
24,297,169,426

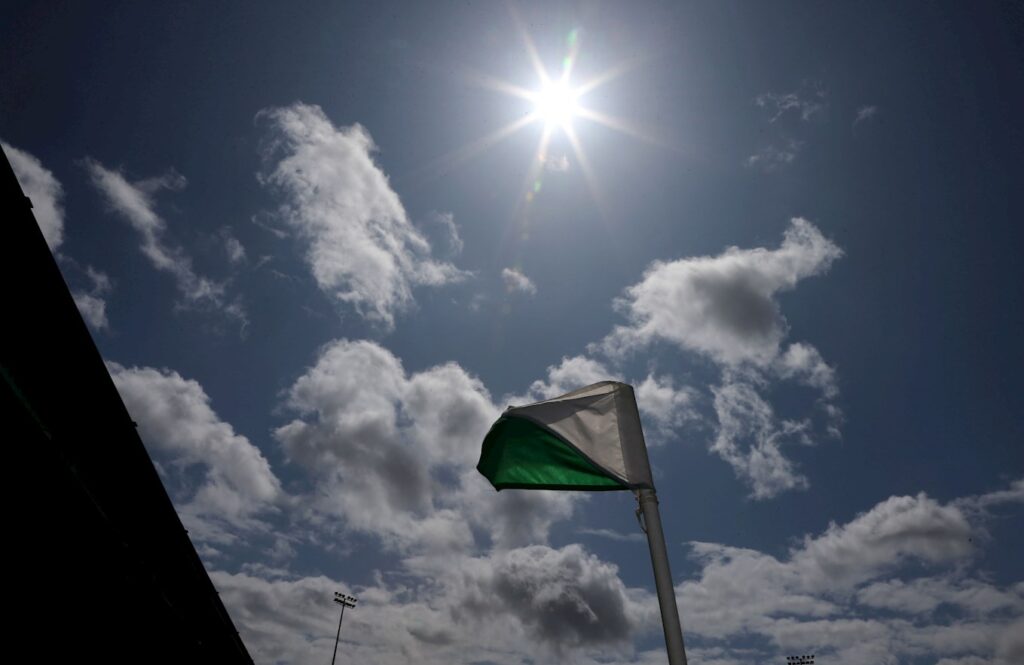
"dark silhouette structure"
2,146,254,663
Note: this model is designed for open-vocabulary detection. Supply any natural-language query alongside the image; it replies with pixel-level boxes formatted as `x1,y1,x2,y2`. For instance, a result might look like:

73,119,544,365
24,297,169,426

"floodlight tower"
786,655,815,665
330,592,358,665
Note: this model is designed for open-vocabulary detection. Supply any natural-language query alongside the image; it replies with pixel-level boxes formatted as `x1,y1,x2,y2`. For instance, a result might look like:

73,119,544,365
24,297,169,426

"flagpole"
637,488,688,665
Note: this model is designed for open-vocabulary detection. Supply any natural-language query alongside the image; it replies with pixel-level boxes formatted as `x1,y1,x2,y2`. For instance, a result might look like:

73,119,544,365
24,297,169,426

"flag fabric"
477,381,655,491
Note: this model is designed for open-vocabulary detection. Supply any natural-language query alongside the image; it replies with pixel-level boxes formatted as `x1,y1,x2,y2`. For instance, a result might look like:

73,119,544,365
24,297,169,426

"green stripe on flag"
477,416,626,491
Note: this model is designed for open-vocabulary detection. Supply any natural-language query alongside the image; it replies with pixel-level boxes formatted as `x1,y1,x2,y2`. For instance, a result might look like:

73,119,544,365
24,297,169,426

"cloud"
755,86,827,123
634,373,700,440
792,492,975,587
599,218,842,368
578,527,646,543
84,159,245,325
711,377,811,498
425,211,464,256
856,577,1023,615
854,105,879,126
466,544,638,649
594,219,842,497
775,342,839,399
745,139,803,171
72,266,113,331
501,267,536,295
209,481,1022,665
212,543,652,665
748,84,825,171
3,140,65,250
515,355,615,403
222,227,247,264
73,292,109,331
274,339,577,552
955,477,1024,515
544,153,570,172
257,102,466,328
108,362,283,542
676,482,1023,664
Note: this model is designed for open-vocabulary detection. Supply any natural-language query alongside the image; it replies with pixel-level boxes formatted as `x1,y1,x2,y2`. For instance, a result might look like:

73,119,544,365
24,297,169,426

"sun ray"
462,69,537,102
574,106,669,149
519,125,553,208
563,123,609,219
573,56,646,97
408,113,538,185
508,5,551,87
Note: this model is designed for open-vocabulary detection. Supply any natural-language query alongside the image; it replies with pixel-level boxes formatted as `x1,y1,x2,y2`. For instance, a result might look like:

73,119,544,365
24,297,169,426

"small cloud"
71,265,113,332
746,139,803,172
85,265,112,293
2,139,65,251
543,153,570,172
854,105,879,126
251,212,288,239
578,527,645,542
221,227,247,264
425,211,464,256
72,292,109,331
468,293,487,312
755,84,827,123
502,267,537,295
83,158,247,329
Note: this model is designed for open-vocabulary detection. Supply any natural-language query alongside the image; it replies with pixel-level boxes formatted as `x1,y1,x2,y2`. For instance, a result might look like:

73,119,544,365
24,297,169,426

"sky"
3,2,1023,664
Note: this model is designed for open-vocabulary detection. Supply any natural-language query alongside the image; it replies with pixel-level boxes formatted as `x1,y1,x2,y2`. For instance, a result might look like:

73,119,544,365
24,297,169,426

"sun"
423,20,654,214
530,79,581,130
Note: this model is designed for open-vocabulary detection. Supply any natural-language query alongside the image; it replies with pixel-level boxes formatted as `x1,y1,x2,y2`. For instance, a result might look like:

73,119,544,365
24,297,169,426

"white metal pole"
638,488,688,665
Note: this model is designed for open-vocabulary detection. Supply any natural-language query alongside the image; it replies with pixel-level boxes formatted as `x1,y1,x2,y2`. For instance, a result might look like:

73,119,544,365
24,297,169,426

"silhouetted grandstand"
2,146,254,664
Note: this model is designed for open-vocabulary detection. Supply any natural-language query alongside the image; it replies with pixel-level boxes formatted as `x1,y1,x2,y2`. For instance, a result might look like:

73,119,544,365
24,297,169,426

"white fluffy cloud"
775,341,839,399
501,266,536,295
677,483,1023,665
3,140,65,250
711,377,811,498
516,355,616,402
274,338,580,552
634,373,700,439
207,481,1022,665
257,103,466,328
212,543,654,665
108,362,283,542
600,218,841,367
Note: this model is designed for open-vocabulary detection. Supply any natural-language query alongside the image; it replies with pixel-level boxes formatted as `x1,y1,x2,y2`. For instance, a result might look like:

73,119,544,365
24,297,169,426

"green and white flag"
477,381,655,491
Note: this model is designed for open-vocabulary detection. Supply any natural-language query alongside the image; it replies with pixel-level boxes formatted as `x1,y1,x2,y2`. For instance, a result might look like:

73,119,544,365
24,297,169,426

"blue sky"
3,2,1022,664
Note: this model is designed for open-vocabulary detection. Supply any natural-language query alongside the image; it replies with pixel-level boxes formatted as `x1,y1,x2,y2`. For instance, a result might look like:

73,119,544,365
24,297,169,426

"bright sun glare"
531,80,580,129
436,21,651,212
